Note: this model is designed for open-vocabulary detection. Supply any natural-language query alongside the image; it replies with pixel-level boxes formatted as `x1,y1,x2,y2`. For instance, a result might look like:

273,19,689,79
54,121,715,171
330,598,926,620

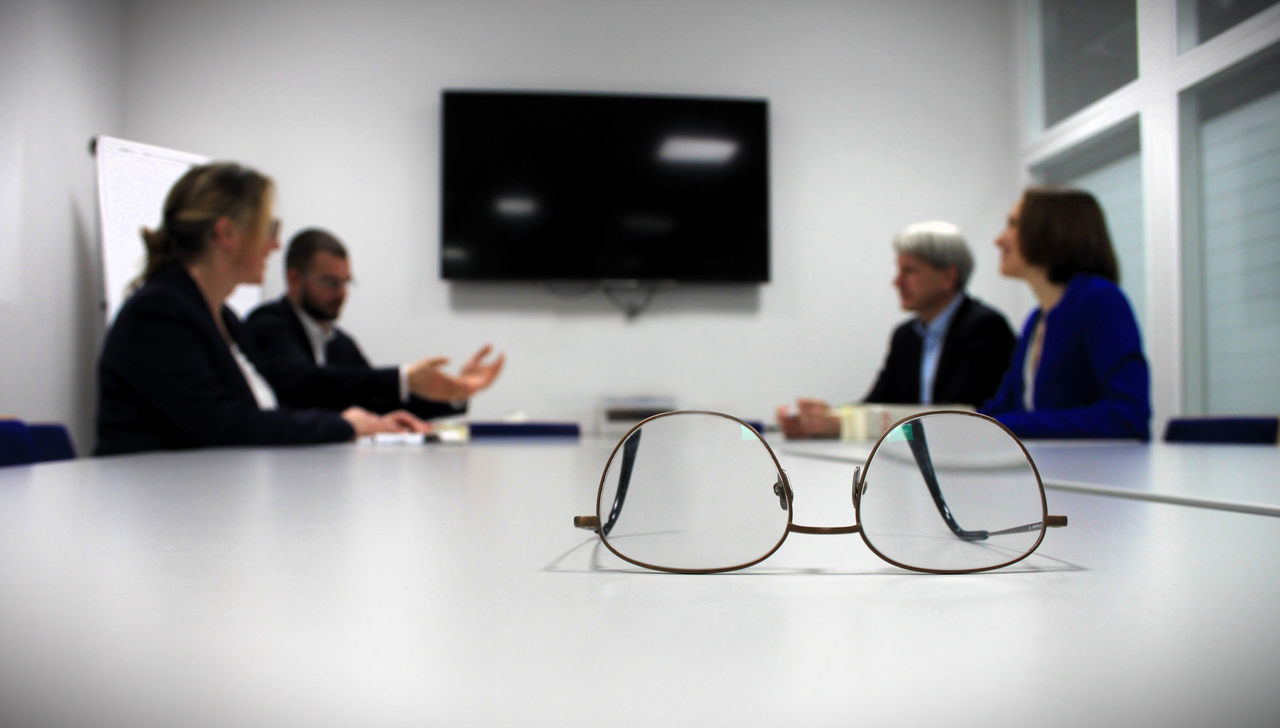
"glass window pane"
1041,0,1138,127
1179,0,1280,53
1184,49,1280,415
1034,121,1146,335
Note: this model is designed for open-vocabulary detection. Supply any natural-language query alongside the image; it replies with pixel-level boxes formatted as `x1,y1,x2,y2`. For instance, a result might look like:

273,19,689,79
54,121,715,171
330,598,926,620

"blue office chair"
28,423,76,462
1164,417,1280,445
0,420,37,467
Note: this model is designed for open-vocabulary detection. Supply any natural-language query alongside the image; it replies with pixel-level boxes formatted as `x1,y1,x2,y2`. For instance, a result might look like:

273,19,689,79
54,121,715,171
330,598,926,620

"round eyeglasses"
574,410,1067,574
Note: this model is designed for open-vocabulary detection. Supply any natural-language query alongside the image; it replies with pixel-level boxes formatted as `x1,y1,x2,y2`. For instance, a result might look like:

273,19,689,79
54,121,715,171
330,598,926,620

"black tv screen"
441,90,769,282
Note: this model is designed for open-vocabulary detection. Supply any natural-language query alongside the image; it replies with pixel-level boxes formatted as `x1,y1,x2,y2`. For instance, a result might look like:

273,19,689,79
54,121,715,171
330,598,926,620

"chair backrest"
1164,417,1280,445
0,420,37,467
28,423,76,462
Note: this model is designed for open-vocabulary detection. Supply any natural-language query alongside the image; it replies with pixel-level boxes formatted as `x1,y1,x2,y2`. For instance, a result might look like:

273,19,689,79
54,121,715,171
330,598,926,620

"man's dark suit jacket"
864,294,1016,407
95,263,354,456
245,297,465,420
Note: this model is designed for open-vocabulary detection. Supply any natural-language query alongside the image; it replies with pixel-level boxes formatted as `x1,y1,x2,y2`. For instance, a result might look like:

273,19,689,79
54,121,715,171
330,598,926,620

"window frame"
1017,0,1280,424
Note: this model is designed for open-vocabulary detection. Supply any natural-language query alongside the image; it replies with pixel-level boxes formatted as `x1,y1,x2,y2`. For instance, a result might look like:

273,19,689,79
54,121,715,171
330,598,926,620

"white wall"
107,1,1025,436
0,0,124,453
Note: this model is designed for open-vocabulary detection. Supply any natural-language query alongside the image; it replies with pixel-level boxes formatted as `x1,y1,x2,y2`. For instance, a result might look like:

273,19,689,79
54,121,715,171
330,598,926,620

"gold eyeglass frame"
575,409,1068,574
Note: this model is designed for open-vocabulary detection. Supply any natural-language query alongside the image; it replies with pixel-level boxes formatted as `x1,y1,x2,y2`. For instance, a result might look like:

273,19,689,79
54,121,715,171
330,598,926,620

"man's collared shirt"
291,301,337,366
913,292,964,405
291,301,413,403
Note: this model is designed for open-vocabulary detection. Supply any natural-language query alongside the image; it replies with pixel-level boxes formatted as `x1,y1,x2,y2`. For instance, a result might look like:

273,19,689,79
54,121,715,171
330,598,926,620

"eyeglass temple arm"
905,420,990,542
984,515,1069,537
596,428,642,537
904,421,1068,538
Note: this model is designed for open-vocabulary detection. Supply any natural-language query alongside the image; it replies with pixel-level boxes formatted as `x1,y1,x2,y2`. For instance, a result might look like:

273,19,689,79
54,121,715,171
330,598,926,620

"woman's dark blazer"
95,263,355,455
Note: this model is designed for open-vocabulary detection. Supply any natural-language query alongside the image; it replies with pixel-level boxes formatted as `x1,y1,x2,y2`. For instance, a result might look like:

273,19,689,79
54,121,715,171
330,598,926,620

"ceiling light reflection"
657,137,738,164
495,197,538,216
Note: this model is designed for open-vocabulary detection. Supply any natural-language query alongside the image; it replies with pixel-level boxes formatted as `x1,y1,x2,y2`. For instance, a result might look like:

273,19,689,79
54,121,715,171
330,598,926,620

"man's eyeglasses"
307,273,353,292
575,410,1067,574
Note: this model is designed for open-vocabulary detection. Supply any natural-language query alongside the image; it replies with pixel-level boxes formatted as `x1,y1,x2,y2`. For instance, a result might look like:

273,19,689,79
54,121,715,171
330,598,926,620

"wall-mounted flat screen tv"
441,90,769,282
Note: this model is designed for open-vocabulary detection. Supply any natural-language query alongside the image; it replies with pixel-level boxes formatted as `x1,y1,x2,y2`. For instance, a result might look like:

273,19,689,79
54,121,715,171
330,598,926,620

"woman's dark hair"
138,162,274,284
1018,186,1120,284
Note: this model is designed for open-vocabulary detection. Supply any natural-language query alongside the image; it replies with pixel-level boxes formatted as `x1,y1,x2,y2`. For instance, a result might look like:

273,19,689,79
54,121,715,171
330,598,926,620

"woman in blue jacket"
981,187,1150,439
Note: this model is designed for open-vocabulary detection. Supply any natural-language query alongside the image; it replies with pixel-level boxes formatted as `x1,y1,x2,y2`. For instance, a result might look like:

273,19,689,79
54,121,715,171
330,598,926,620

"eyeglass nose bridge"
785,466,863,535
788,523,861,535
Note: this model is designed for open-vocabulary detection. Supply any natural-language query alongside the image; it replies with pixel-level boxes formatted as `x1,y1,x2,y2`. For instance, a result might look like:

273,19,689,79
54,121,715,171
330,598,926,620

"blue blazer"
95,263,355,455
981,274,1150,440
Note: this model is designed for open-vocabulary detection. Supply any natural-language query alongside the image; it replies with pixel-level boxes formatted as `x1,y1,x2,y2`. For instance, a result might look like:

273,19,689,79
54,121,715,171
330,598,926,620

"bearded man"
246,229,502,427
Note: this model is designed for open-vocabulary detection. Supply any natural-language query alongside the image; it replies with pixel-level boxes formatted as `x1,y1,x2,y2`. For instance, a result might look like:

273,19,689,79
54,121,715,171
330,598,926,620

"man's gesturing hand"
457,344,505,392
407,344,505,402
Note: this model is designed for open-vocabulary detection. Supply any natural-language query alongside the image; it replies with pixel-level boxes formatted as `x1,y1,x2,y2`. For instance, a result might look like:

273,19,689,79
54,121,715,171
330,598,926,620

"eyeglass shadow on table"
575,410,1068,574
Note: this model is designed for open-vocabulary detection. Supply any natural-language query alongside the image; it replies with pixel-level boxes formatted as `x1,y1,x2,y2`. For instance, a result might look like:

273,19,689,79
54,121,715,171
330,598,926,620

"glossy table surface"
1,439,1279,727
779,438,1280,514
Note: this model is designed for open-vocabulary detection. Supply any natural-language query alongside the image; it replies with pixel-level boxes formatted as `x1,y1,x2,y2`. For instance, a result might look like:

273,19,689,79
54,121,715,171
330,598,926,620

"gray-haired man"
780,222,1015,438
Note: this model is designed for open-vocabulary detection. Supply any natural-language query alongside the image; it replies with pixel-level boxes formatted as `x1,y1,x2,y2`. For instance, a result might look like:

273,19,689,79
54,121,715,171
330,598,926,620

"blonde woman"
96,163,414,455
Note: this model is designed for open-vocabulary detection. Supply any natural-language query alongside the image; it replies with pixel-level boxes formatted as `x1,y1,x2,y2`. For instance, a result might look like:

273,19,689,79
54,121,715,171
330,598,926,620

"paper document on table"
363,432,426,445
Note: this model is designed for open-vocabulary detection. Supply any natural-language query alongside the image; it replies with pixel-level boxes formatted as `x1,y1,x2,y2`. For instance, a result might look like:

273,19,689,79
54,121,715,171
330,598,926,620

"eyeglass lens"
598,412,789,572
859,413,1045,571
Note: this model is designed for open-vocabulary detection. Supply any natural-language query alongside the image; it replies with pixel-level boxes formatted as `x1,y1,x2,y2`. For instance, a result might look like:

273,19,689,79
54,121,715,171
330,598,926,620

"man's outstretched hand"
457,344,505,392
407,344,505,402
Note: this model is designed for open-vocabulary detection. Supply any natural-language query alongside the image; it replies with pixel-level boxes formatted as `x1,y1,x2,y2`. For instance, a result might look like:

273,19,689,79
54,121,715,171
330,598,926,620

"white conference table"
2,438,1279,728
780,437,1280,515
